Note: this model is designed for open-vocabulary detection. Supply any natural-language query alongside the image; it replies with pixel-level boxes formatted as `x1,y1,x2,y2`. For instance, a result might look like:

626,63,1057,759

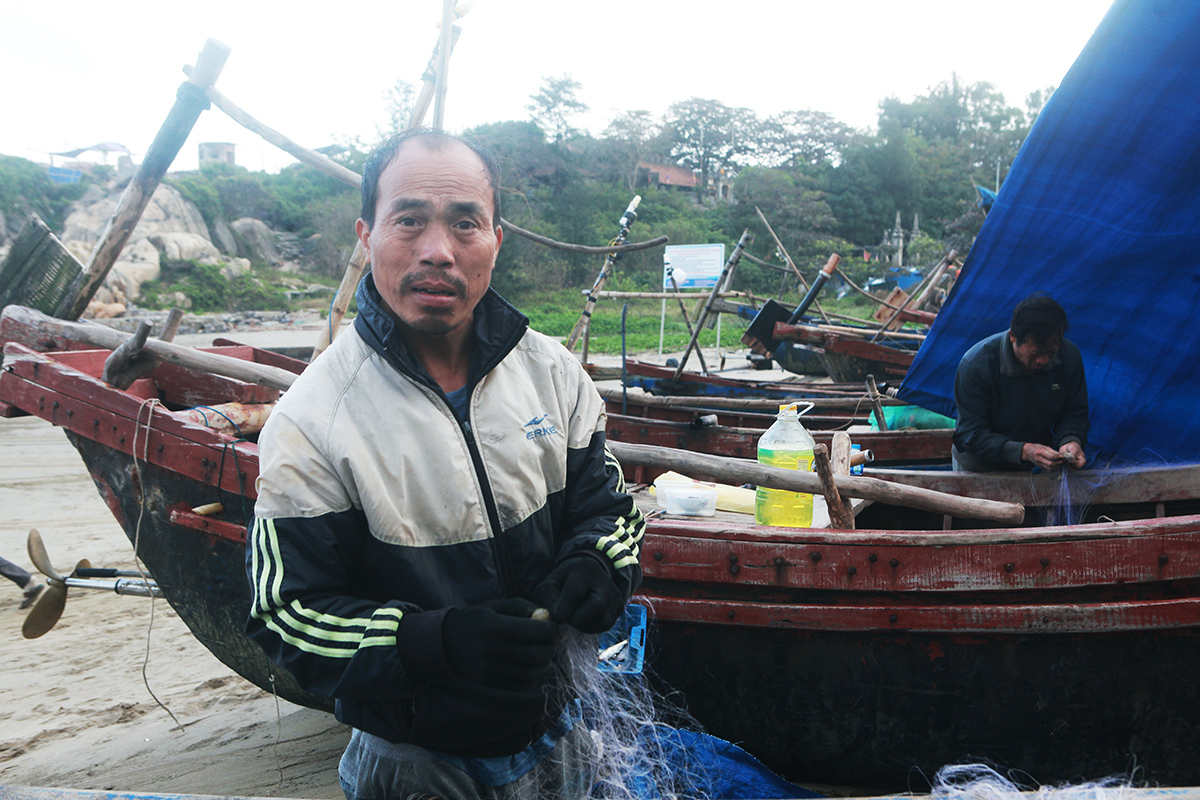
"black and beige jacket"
245,275,644,756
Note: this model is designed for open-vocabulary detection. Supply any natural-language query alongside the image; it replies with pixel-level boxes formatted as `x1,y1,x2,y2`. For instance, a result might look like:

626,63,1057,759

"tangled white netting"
930,764,1134,800
553,626,713,800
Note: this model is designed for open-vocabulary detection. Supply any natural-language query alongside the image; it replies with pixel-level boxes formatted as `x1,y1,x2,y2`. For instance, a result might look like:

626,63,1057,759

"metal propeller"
21,528,162,639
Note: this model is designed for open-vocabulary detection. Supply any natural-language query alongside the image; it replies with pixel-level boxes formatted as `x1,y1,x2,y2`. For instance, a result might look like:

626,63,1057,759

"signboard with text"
663,244,725,289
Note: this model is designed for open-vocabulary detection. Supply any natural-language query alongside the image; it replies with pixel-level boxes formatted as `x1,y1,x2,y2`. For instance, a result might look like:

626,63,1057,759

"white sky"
0,0,1115,174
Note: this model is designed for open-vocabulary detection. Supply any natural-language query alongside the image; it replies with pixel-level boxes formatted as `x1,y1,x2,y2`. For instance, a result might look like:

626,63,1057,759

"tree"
377,79,417,138
665,98,756,199
526,75,589,144
602,110,668,191
756,109,855,168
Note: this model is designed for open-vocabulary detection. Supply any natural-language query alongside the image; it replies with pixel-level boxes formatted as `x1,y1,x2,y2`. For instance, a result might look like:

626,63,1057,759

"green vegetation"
0,155,92,234
3,72,1046,355
140,260,290,313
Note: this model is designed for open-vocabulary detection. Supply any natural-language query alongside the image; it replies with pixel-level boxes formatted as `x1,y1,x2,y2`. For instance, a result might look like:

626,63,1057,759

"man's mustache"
400,272,467,295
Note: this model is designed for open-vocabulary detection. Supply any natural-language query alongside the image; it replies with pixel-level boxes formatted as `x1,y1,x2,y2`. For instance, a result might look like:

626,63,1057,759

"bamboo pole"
866,374,889,431
666,266,708,374
58,39,230,320
595,386,902,411
594,291,751,300
671,229,752,380
608,440,1024,523
754,206,831,324
432,0,455,130
312,245,367,360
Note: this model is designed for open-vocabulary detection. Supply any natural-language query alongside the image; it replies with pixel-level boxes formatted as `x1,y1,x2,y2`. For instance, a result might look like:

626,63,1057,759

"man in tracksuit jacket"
245,130,645,799
952,293,1089,472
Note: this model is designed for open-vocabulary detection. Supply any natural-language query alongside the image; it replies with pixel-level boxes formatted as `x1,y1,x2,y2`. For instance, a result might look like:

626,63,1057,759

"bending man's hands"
1022,442,1065,470
1059,441,1086,470
531,556,624,634
442,598,558,690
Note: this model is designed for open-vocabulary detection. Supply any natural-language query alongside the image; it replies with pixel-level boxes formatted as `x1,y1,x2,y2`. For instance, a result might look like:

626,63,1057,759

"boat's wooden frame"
3,318,1200,788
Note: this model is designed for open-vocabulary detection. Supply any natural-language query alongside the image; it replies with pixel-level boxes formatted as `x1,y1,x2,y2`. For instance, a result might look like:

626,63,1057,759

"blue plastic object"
597,602,647,674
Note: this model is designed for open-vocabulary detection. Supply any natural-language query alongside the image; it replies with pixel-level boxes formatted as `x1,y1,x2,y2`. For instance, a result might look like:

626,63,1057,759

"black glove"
531,556,624,634
442,597,558,690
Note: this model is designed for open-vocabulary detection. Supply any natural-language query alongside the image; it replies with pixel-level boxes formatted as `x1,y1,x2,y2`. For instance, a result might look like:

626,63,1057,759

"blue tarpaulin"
898,0,1200,465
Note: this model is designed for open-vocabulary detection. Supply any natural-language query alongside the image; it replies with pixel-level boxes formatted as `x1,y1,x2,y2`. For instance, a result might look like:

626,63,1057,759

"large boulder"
231,217,281,265
211,216,238,255
61,183,210,247
149,232,220,263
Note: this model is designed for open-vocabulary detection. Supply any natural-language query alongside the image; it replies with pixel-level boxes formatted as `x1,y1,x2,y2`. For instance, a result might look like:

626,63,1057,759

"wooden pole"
607,440,1024,523
203,85,361,187
311,245,368,360
410,26,461,128
869,251,955,343
5,306,298,392
671,229,752,381
813,444,856,529
58,39,230,320
667,267,708,374
432,0,455,129
866,374,889,431
595,386,904,411
831,431,853,477
754,206,831,324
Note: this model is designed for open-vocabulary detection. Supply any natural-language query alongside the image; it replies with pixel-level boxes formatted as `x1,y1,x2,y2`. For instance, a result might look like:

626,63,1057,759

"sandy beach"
0,416,347,798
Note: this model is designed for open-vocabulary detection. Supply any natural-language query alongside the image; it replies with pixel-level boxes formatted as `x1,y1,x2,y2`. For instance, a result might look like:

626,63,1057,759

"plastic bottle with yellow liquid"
755,402,815,527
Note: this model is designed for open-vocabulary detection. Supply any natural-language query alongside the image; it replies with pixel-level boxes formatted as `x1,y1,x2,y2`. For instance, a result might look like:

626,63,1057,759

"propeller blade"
21,559,90,639
27,528,65,582
22,579,66,639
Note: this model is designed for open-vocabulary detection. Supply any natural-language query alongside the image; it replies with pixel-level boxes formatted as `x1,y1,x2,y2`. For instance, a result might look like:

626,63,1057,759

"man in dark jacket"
952,293,1088,472
245,129,645,799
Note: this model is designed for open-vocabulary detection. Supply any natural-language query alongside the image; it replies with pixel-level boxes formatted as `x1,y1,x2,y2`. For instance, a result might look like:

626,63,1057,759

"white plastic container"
653,476,718,516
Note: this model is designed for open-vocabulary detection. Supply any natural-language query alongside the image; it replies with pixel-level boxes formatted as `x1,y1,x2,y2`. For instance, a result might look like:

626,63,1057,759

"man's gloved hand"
531,556,624,634
442,598,558,690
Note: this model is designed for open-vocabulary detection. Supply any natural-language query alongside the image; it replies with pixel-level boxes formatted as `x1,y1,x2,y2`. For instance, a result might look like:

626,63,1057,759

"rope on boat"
130,397,183,731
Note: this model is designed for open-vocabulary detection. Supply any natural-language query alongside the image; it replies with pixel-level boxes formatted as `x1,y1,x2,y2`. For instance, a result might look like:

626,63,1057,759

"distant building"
199,142,236,167
636,161,699,192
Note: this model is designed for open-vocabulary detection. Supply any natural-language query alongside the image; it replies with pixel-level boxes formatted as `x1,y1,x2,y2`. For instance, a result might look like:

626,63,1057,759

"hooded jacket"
245,274,644,755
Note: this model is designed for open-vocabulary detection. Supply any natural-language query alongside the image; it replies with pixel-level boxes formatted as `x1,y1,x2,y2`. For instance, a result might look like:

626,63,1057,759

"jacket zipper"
457,414,519,598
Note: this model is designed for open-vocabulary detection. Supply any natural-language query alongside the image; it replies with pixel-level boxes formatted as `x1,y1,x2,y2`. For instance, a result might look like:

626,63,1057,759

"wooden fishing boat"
4,307,1200,789
604,359,902,407
605,413,950,470
599,389,868,429
773,323,919,384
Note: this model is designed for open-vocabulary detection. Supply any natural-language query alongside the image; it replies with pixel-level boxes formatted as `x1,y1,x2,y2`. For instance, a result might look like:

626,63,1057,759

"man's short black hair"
359,129,501,230
1010,292,1068,348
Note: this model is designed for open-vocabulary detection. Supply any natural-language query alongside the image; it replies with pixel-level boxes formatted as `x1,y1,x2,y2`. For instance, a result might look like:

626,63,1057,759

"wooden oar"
607,440,1024,524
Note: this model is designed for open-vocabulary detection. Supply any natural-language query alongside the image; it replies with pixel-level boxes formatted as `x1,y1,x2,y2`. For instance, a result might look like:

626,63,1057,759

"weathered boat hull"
647,617,1200,787
605,413,951,475
635,511,1200,787
5,315,1200,789
614,359,876,402
68,434,333,713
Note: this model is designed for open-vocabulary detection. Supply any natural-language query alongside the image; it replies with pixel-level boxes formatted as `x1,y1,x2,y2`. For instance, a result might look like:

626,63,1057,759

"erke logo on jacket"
524,413,560,440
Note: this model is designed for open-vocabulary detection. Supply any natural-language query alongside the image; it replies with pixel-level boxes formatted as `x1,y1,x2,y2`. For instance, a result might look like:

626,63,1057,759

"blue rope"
193,405,244,438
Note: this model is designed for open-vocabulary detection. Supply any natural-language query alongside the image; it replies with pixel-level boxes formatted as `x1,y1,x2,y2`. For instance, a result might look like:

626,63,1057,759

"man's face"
1009,333,1060,373
357,140,502,339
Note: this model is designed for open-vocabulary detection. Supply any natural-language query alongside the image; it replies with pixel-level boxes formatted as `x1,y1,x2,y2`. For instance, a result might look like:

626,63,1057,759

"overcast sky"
1,0,1115,173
